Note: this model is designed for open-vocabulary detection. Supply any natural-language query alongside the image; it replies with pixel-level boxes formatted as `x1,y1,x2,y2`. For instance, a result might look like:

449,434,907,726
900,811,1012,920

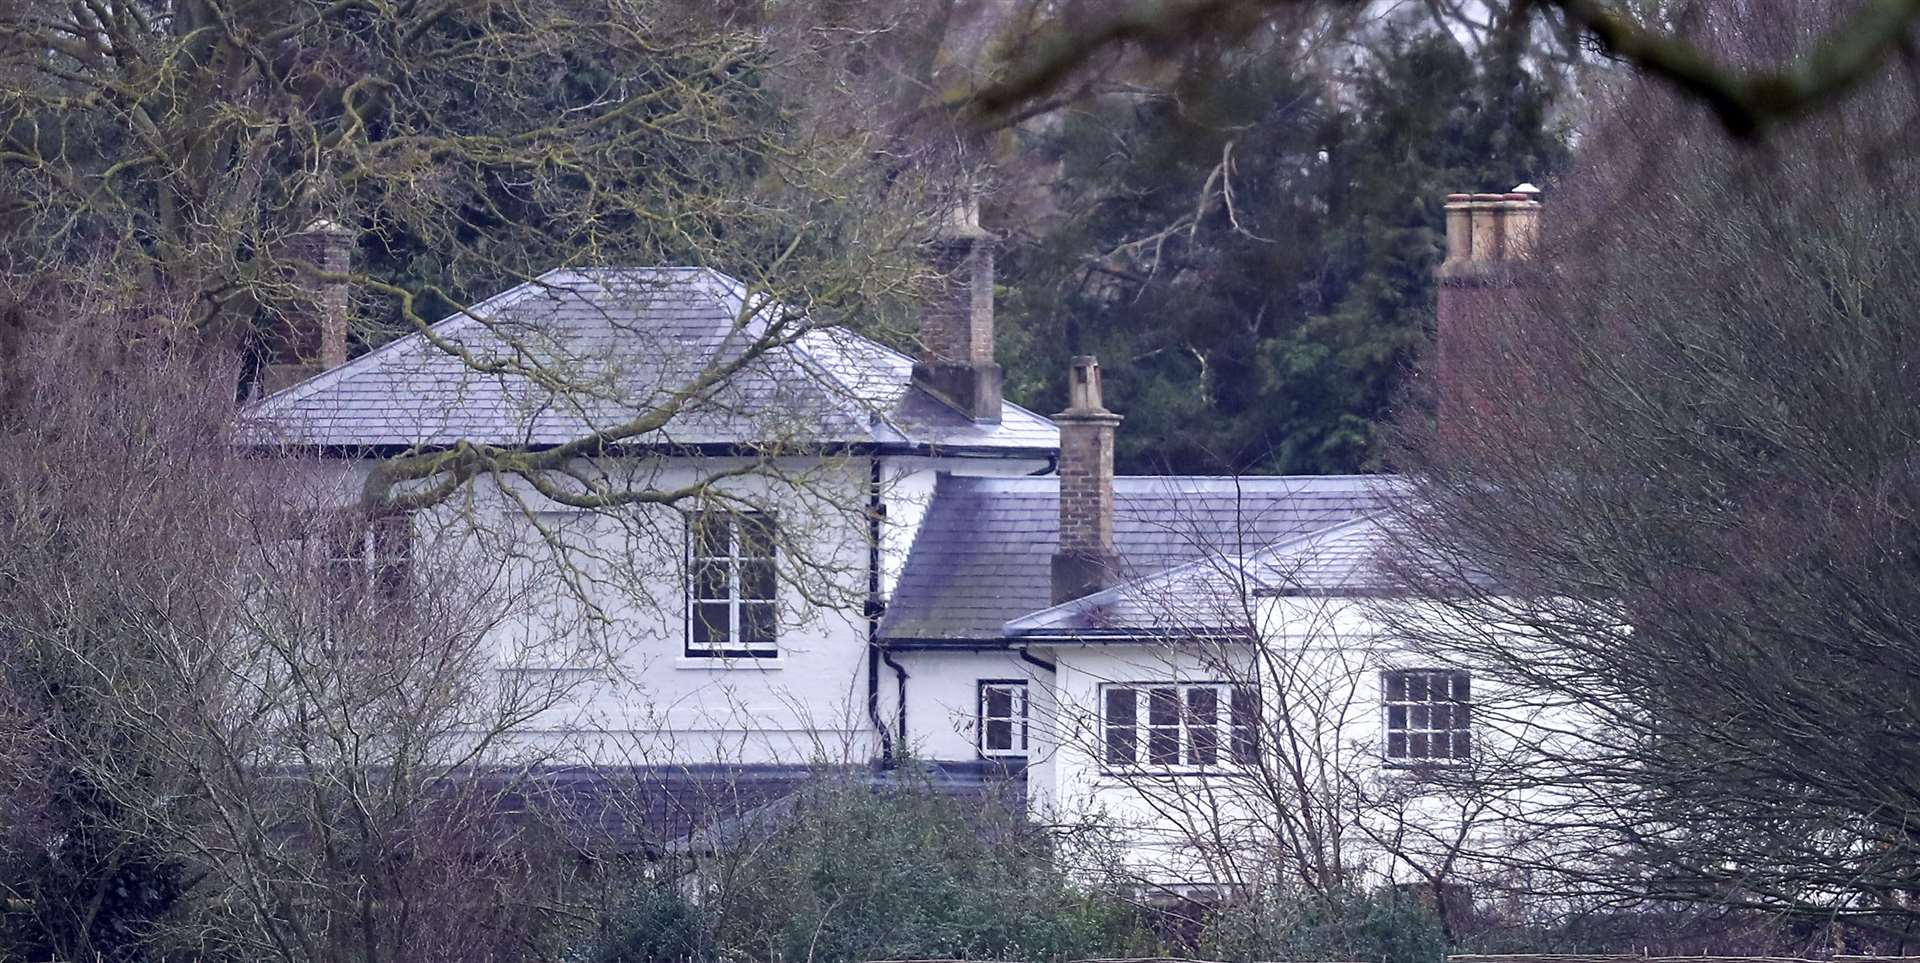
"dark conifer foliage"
1000,27,1566,475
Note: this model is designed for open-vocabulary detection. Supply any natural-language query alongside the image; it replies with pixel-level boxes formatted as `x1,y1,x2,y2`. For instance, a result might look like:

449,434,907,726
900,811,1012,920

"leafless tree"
1033,485,1519,937
960,0,1920,140
0,296,607,962
1382,1,1920,939
0,0,956,529
0,2,1000,731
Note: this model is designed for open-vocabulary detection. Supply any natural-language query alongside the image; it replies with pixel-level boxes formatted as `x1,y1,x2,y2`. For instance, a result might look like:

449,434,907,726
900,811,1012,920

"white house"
242,190,1550,888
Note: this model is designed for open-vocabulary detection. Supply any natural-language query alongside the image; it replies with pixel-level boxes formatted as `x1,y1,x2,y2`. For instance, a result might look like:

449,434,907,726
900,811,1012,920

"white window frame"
1382,668,1472,766
977,680,1030,758
685,510,779,659
321,511,413,613
1098,682,1261,775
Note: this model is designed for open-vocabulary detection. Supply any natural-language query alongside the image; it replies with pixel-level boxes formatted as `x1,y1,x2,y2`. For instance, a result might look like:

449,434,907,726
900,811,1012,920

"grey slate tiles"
244,267,1056,452
881,474,1401,642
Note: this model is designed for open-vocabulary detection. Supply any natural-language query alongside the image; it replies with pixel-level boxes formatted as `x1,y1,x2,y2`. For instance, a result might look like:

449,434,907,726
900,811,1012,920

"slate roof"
1001,513,1398,637
881,475,1401,642
242,267,1057,452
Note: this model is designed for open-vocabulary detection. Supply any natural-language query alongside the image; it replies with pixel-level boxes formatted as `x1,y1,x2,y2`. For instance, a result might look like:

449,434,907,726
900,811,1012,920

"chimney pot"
937,194,994,243
1439,185,1543,277
1066,354,1104,411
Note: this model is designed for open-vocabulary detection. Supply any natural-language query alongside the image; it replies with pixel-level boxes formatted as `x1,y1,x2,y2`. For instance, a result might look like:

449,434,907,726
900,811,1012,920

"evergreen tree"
1000,27,1567,475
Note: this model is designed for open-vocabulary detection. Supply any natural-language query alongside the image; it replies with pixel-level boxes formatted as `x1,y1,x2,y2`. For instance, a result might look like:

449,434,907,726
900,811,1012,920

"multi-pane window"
1383,669,1471,763
322,511,413,611
1101,683,1261,772
978,681,1029,758
686,511,778,658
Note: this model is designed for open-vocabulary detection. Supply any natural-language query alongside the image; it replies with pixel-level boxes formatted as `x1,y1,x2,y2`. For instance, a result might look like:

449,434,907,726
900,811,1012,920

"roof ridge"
1000,511,1395,635
1000,547,1255,634
253,266,756,408
245,265,1063,453
1245,510,1390,563
670,271,926,448
781,326,915,443
649,267,760,374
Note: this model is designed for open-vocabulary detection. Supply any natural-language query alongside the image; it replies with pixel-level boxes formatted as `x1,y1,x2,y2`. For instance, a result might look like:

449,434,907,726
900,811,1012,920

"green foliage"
712,781,1147,963
1001,27,1567,475
586,884,714,963
1195,888,1449,963
352,22,793,344
583,781,1461,963
584,779,1151,963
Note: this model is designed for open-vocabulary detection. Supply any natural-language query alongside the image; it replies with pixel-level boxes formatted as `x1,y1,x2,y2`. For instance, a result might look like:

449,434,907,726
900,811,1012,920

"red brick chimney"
263,218,353,395
1434,185,1541,420
1052,355,1123,604
912,197,1003,423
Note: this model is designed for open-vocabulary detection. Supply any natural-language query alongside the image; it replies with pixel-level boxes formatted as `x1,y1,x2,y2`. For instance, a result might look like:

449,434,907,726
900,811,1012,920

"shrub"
1195,887,1449,963
583,774,1150,963
585,885,712,963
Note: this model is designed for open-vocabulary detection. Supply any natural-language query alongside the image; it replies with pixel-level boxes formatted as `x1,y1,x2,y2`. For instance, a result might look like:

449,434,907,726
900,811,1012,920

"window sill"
674,657,783,671
1382,759,1472,772
1095,767,1255,781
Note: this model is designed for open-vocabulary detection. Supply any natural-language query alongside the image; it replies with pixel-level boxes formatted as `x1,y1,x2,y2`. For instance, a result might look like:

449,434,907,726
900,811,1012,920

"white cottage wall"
1029,597,1570,889
295,451,1056,768
887,649,1048,761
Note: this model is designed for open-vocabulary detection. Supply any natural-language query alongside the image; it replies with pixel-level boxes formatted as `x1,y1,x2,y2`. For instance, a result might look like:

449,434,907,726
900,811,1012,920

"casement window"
1383,669,1472,764
322,511,413,611
1100,683,1261,772
685,511,778,658
978,681,1030,758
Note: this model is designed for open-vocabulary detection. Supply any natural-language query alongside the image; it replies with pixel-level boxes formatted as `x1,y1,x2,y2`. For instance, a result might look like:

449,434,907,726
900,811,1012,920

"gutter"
863,456,896,763
240,439,1062,462
1017,648,1058,674
881,638,1023,652
883,649,909,752
1002,629,1255,645
883,631,1249,650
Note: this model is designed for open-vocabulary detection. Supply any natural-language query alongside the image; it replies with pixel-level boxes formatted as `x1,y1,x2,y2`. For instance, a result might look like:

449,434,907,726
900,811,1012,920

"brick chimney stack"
1434,185,1541,418
1052,355,1123,605
263,218,354,395
912,196,1003,423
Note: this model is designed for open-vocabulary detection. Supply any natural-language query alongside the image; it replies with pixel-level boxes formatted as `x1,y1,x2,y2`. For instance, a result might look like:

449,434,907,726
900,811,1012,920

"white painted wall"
297,450,1050,768
426,456,880,765
282,448,1565,891
1026,596,1564,890
889,648,1047,761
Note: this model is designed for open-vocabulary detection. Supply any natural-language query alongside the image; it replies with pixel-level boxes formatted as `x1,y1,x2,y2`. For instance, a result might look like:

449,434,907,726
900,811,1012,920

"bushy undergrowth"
1194,888,1448,963
587,885,716,963
586,776,1146,963
580,776,1454,963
